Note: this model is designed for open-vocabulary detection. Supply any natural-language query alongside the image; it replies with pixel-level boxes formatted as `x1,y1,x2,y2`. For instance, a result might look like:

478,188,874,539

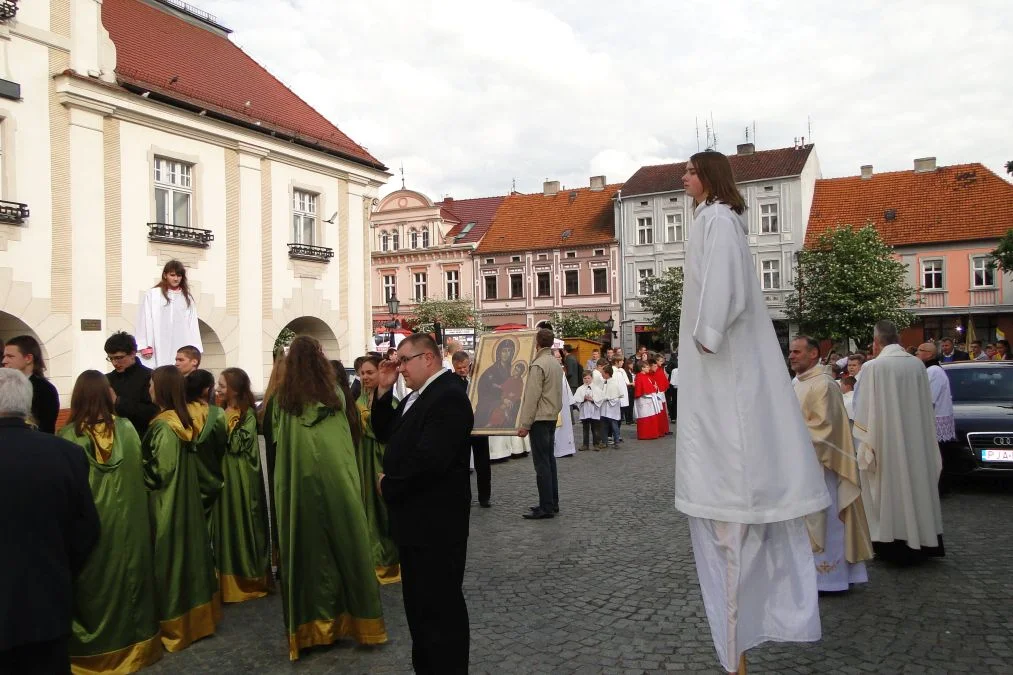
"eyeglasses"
397,352,426,368
106,354,131,363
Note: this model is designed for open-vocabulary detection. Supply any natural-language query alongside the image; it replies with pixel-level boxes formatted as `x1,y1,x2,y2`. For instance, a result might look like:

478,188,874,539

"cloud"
201,0,1012,198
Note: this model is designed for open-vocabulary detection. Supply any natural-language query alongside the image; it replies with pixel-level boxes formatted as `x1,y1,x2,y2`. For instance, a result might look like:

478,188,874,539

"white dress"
554,374,576,458
135,287,202,368
814,467,869,591
675,200,830,672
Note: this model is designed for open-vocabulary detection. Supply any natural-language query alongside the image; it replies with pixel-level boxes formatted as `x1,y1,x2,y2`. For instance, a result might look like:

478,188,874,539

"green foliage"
274,327,296,352
639,267,685,346
989,228,1013,276
550,311,608,340
784,224,917,346
409,297,484,332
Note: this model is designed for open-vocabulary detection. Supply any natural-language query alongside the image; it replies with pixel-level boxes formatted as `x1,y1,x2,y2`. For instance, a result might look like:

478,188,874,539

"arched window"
409,229,419,249
380,230,389,252
391,229,399,250
422,229,430,248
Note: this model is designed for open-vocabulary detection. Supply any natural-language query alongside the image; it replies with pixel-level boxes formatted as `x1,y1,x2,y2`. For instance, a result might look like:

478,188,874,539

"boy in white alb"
599,365,624,447
573,372,600,452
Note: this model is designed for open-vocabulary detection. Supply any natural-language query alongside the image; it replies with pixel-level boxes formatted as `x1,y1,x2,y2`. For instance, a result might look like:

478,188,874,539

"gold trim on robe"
287,615,388,661
375,564,401,585
70,634,163,675
220,573,272,603
159,592,221,653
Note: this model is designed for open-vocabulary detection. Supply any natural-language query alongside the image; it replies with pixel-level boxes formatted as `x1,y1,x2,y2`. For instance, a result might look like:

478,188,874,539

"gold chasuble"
794,367,874,564
58,418,163,674
143,410,221,652
271,392,387,660
213,407,272,602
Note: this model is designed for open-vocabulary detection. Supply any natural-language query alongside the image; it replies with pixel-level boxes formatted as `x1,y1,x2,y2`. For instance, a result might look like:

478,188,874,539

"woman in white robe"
136,260,202,368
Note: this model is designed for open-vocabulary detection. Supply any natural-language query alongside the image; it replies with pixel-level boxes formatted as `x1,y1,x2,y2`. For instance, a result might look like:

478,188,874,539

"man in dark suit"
371,334,474,675
0,368,100,674
103,331,159,437
938,337,970,363
451,350,491,507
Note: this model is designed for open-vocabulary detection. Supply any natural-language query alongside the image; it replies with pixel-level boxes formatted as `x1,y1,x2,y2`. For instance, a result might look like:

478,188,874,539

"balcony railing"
918,290,948,308
0,200,29,224
147,222,214,248
288,243,334,262
0,1,19,21
970,288,1000,306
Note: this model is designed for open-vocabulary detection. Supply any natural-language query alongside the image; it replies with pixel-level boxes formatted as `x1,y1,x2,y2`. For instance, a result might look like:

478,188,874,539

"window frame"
391,229,399,250
564,269,579,296
445,269,460,299
484,274,498,300
409,228,419,249
593,268,608,294
413,271,428,301
382,274,396,301
760,202,779,234
510,273,524,299
637,268,654,296
972,256,996,289
291,188,319,245
637,217,654,245
536,271,551,297
379,230,389,252
422,228,430,248
154,156,194,229
921,258,944,290
761,259,781,290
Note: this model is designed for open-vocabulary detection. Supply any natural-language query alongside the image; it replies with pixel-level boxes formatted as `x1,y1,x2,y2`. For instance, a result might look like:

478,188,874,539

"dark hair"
632,361,643,374
602,364,614,376
535,329,554,348
563,344,575,354
330,359,362,449
68,370,115,436
971,340,983,348
792,335,821,353
451,350,470,365
4,335,45,376
151,366,193,429
353,355,368,372
176,345,202,364
596,357,610,367
401,333,441,359
997,340,1011,359
104,331,137,355
940,337,954,345
357,354,382,374
156,259,194,307
842,376,857,387
385,347,397,360
277,336,342,415
847,354,865,364
220,367,255,421
582,370,593,379
689,151,746,214
184,369,215,403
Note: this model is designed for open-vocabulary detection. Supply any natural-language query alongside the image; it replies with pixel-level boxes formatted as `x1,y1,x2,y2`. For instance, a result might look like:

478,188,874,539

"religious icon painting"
469,330,539,436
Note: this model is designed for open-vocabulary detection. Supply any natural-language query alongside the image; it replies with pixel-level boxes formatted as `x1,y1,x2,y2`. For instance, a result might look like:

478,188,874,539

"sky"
200,0,1012,199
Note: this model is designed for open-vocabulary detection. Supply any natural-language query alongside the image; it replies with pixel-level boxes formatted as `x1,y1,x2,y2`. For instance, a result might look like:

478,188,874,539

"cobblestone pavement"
148,426,1013,674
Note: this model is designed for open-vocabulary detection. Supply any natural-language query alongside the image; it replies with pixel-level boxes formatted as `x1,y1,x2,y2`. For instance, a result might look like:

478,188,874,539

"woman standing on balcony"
136,259,203,368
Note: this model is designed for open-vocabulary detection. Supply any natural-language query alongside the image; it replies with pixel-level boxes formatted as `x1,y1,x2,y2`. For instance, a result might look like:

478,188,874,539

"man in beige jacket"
517,329,563,520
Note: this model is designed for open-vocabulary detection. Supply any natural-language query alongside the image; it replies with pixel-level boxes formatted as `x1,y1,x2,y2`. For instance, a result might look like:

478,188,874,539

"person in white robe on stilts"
135,259,203,368
673,151,830,674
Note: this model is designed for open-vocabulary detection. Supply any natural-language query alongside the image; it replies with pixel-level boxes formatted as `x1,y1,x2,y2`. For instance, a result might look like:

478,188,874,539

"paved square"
147,428,1013,674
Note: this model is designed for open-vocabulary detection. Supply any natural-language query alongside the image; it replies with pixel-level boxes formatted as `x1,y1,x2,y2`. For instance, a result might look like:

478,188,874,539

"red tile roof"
475,185,620,254
621,145,815,196
101,0,385,170
439,196,506,245
805,163,1013,248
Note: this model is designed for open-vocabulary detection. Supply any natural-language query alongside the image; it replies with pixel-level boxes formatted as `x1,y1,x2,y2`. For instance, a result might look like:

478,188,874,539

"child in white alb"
600,365,624,447
573,371,601,451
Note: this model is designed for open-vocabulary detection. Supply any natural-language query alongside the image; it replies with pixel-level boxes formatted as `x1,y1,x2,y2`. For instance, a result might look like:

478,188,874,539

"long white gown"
135,287,202,368
675,200,830,672
554,374,576,458
815,467,869,591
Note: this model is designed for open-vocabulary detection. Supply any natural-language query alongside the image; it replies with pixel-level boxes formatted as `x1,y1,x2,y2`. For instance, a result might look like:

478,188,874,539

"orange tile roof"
102,0,385,170
475,185,621,254
622,145,814,196
805,163,1013,248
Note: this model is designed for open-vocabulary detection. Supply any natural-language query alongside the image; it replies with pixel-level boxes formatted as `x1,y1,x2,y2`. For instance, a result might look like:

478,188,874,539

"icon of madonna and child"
469,332,538,435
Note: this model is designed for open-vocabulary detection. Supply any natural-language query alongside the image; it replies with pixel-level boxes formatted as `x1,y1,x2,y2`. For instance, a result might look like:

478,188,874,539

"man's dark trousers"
529,420,558,512
471,435,491,504
667,387,678,422
400,541,469,674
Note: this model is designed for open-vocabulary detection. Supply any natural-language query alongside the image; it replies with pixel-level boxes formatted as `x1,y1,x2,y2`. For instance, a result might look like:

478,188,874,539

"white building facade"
616,143,820,354
0,0,387,398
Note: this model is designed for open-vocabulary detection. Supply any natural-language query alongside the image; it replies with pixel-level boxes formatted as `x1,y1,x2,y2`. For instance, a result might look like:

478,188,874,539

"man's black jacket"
106,361,158,437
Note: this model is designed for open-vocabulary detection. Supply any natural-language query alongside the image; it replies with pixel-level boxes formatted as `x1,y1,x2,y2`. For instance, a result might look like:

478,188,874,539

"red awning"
493,323,528,332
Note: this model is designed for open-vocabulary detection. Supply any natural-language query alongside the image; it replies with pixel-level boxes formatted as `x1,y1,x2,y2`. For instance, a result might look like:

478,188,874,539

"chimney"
543,180,560,196
860,165,873,180
443,196,453,203
590,175,606,191
914,157,937,173
736,143,755,156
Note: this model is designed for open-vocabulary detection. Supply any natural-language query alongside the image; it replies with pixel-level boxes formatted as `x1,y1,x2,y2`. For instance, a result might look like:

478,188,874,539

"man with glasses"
370,334,474,674
104,331,159,437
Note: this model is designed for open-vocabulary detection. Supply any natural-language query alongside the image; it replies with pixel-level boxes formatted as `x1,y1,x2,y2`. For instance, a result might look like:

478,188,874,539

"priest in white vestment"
673,151,830,674
854,322,945,563
789,337,874,592
915,343,957,443
554,373,576,458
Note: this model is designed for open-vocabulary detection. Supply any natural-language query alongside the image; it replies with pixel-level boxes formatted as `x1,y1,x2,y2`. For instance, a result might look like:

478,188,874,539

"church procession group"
2,151,952,675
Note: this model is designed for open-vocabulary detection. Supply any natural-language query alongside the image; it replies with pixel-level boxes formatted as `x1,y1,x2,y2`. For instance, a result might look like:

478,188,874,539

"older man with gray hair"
0,368,100,673
853,320,944,564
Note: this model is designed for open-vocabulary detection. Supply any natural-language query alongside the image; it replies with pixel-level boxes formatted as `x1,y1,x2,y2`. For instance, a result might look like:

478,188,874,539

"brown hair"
536,328,554,348
184,369,215,403
5,335,45,376
330,359,362,449
151,365,193,429
68,370,115,436
689,151,746,214
221,367,256,421
155,259,194,307
176,345,202,364
259,349,286,423
277,335,342,415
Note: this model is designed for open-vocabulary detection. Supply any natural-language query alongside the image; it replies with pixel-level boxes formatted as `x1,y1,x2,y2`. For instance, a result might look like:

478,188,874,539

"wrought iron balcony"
0,1,19,21
0,199,28,224
147,222,214,247
288,243,334,262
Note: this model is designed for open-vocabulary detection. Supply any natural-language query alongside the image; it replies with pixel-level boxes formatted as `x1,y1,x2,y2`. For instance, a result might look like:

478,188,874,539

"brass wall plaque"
80,319,102,331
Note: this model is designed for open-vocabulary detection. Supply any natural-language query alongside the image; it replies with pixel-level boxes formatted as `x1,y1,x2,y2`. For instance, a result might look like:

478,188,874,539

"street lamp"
386,292,400,347
600,314,616,347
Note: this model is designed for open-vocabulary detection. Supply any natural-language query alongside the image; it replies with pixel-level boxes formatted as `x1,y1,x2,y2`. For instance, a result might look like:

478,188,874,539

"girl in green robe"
354,355,401,584
144,366,220,652
58,370,163,674
270,336,387,661
185,369,228,541
213,367,272,603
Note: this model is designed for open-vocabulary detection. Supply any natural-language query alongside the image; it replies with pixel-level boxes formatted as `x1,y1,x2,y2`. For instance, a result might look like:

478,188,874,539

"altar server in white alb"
854,321,944,564
788,336,873,592
673,151,830,674
136,260,203,368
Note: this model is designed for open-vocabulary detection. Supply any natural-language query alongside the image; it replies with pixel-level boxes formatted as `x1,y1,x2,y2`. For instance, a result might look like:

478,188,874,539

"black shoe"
530,505,560,513
479,500,491,508
523,510,554,520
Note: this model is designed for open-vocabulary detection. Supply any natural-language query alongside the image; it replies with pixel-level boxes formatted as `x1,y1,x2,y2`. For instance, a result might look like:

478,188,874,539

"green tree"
989,228,1013,275
408,297,484,333
273,326,296,352
784,224,916,347
639,267,685,346
550,311,607,340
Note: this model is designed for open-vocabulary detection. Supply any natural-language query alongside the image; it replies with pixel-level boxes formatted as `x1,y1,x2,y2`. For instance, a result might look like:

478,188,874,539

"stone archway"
281,316,340,359
198,319,226,378
0,311,50,365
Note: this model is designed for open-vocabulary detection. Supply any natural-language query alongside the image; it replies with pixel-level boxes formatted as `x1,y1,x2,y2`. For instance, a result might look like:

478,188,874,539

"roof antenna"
399,162,405,189
511,177,517,193
695,116,700,152
807,114,813,143
710,111,717,150
744,126,750,142
753,120,756,147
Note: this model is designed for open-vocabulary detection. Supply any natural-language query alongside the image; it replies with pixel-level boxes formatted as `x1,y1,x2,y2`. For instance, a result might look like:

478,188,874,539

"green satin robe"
355,391,400,583
143,411,220,652
58,418,163,673
270,392,387,660
212,408,271,602
188,402,228,537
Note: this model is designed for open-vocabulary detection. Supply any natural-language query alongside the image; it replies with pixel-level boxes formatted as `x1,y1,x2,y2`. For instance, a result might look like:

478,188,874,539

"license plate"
982,449,1013,462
